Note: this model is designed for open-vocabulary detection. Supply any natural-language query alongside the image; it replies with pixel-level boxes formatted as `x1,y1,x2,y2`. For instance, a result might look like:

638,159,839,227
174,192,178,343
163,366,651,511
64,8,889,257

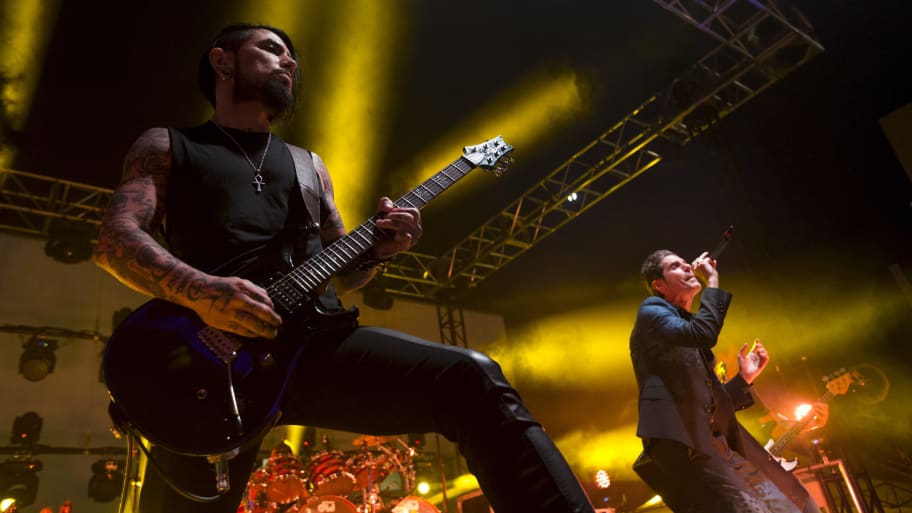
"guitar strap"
285,143,322,226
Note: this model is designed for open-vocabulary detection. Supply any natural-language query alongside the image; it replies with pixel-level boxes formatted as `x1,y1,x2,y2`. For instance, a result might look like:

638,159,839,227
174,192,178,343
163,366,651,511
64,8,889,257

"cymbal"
352,434,397,447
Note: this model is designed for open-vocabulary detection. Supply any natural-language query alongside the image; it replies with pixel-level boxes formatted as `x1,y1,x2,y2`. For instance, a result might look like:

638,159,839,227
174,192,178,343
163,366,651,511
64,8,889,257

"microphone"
707,224,735,260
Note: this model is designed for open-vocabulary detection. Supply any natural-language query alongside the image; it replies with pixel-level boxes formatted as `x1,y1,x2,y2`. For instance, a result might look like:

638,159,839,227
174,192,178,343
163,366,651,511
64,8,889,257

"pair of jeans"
647,435,811,513
136,326,594,513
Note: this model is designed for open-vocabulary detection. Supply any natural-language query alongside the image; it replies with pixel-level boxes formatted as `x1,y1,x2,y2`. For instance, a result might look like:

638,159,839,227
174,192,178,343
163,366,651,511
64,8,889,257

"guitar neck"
266,155,479,313
767,389,834,456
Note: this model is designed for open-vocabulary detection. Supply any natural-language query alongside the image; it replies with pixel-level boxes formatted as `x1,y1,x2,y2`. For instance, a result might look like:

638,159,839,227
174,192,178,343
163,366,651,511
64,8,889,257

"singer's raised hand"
738,338,769,384
691,251,719,288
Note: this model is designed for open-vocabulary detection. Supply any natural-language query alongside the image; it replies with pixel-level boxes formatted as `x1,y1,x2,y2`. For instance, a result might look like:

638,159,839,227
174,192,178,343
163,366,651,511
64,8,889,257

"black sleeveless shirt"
166,121,343,312
166,121,303,272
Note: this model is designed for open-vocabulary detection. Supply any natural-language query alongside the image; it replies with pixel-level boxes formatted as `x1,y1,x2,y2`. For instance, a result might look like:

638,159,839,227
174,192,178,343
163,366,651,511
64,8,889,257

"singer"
629,250,816,513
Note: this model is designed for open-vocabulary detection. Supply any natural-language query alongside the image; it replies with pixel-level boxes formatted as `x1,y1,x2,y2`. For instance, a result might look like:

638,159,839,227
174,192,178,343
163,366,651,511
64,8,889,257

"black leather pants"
138,326,594,513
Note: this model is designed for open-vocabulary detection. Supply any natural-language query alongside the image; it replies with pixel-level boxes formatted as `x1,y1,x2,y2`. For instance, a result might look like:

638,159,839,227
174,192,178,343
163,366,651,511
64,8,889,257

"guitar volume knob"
195,387,208,400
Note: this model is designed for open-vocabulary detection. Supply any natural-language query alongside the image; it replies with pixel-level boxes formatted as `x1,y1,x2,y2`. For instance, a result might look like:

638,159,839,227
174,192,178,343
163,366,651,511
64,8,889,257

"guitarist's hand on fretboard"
806,402,829,430
770,402,829,439
372,196,423,259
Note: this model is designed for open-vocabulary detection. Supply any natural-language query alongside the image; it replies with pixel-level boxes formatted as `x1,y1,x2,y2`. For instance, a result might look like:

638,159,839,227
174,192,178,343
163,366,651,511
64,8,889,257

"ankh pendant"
252,174,266,193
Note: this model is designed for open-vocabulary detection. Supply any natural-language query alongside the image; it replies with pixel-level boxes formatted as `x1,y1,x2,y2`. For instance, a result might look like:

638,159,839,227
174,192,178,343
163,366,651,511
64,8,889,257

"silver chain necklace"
213,122,273,193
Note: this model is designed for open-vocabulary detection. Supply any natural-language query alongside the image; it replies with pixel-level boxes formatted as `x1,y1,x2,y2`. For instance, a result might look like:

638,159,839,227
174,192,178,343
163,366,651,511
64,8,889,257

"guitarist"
759,400,830,470
94,23,595,513
630,250,817,513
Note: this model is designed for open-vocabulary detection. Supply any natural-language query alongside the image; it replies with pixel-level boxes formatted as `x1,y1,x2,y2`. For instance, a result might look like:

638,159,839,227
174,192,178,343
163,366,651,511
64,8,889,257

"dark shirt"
166,121,301,273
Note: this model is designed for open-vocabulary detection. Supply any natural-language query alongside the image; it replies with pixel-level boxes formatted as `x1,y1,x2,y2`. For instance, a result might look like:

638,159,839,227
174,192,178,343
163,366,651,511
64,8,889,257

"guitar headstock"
463,135,514,175
824,368,863,396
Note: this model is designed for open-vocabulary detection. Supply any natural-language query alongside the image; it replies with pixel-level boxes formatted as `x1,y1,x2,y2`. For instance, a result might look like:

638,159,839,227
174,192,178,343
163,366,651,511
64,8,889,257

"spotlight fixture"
594,469,611,489
0,459,43,511
44,219,96,264
19,337,58,382
407,433,426,448
10,412,42,448
88,459,125,502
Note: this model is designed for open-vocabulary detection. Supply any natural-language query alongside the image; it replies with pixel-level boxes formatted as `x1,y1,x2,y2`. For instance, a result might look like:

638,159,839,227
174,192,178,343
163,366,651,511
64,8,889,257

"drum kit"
239,436,440,513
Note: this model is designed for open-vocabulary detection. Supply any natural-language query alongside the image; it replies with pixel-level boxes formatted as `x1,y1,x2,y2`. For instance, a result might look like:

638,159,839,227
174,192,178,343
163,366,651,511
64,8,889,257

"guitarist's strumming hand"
189,275,282,340
372,196,423,260
738,338,769,384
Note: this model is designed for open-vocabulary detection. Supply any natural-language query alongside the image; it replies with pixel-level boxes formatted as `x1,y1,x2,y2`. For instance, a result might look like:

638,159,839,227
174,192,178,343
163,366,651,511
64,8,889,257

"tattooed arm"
310,152,423,296
93,127,282,338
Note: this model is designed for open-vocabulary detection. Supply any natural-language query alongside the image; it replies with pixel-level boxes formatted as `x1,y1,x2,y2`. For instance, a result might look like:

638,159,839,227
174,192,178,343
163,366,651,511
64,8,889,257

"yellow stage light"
0,0,61,167
305,0,406,227
390,67,587,197
424,473,479,505
484,301,636,388
794,403,812,421
554,426,643,480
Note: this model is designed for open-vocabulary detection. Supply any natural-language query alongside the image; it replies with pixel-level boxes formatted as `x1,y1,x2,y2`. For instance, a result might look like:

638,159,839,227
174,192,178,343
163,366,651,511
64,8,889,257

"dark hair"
641,249,675,297
198,23,299,107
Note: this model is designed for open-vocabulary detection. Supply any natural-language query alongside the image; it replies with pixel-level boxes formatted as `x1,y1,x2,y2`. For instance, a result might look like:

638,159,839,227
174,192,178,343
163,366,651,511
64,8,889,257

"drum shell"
390,496,441,513
305,450,357,496
290,495,360,513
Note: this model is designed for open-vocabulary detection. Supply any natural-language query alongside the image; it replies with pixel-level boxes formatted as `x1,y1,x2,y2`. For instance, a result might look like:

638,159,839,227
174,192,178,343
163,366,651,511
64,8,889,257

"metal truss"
0,167,112,238
653,0,823,60
379,0,823,300
0,0,823,303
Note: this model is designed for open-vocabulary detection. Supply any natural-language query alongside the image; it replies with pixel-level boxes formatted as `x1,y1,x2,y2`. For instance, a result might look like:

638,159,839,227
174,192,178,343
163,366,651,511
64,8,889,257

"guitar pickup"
198,327,242,365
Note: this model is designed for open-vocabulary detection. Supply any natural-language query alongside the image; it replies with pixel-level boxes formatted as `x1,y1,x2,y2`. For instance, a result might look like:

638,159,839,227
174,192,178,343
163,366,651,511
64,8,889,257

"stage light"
406,433,425,449
567,192,578,202
10,412,42,447
19,337,58,382
416,481,430,495
0,459,43,511
88,459,125,502
794,403,812,420
44,219,96,264
594,469,611,489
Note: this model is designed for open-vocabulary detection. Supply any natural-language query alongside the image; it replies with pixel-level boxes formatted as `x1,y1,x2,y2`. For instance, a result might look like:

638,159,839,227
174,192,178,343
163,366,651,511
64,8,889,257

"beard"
233,73,295,121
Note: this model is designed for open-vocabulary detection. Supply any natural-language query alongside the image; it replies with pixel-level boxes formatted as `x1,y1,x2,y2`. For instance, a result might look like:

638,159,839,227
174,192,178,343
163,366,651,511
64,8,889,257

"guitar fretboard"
265,157,477,313
767,389,835,456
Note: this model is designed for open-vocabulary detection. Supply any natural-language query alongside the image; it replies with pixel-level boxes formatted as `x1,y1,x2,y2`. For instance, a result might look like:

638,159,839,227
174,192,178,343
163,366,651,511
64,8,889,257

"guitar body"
764,439,799,471
103,252,359,457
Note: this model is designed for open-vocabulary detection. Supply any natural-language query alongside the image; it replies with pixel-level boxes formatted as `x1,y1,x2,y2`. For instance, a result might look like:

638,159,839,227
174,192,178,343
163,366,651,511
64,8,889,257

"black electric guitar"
763,369,861,470
102,136,514,458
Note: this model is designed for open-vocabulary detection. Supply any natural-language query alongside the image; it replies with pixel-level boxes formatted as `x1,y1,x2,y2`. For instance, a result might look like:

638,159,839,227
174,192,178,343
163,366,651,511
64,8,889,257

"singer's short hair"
641,249,675,297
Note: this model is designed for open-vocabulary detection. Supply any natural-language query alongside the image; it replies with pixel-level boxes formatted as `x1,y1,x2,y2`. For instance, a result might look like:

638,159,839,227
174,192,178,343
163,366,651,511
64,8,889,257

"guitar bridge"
198,327,242,365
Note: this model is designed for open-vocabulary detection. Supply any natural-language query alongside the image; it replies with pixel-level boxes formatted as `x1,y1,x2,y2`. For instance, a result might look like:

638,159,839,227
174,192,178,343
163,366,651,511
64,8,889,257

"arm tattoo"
94,128,234,311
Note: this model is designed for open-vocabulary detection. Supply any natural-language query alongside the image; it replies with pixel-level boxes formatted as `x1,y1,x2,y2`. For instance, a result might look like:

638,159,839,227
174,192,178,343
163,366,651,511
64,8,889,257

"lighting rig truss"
0,0,823,305
0,168,111,238
381,0,823,301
